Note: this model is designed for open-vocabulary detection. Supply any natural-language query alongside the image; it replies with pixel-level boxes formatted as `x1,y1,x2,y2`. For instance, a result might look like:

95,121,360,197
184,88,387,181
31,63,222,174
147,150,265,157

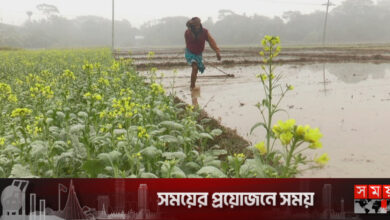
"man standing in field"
185,17,221,90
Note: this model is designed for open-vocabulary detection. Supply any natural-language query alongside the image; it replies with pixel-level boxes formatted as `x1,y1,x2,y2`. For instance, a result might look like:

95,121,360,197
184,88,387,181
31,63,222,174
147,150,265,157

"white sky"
0,0,355,27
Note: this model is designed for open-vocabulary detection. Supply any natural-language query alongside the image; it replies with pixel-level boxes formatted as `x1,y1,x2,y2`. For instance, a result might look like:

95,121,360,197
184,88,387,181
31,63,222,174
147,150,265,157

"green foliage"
0,48,255,178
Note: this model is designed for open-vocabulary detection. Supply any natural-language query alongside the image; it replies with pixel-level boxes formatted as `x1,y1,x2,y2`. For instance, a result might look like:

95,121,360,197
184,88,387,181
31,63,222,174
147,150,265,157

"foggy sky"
1,0,353,27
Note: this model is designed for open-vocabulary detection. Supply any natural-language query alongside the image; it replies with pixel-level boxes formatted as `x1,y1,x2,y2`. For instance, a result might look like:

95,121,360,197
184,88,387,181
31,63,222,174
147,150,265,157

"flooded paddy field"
123,47,390,177
116,46,390,69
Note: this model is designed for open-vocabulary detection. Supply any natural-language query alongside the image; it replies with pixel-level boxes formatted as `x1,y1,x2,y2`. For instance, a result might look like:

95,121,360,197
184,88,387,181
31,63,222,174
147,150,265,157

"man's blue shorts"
185,48,205,73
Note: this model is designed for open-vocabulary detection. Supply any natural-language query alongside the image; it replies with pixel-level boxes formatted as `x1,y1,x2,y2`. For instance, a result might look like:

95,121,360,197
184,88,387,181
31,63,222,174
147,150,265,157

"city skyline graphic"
0,180,159,220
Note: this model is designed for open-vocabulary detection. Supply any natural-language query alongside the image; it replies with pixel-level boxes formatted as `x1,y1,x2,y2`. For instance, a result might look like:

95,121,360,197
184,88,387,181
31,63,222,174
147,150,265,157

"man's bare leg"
190,62,198,90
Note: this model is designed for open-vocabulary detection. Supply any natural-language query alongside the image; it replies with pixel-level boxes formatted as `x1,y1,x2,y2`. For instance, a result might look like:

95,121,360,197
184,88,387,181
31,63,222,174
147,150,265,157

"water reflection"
308,63,389,84
320,63,330,94
191,86,200,106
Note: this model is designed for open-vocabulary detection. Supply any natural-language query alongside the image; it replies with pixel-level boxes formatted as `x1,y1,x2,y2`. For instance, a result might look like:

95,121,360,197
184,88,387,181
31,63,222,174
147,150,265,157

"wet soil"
115,46,390,70
146,62,390,178
124,46,390,177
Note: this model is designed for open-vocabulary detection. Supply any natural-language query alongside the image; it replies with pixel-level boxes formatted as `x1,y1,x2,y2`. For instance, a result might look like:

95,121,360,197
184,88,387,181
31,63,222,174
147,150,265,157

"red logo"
381,199,387,210
354,185,367,199
383,185,390,199
369,185,382,199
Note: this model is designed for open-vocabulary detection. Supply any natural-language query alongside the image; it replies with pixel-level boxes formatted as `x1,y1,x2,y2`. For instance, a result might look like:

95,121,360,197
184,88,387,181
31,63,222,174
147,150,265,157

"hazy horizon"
1,0,354,28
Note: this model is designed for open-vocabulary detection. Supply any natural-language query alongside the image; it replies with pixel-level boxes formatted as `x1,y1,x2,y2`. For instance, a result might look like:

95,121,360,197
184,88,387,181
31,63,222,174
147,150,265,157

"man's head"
187,17,202,33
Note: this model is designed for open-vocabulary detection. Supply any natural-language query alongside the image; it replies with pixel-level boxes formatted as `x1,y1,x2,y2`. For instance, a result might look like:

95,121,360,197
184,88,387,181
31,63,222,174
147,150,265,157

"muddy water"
150,62,390,178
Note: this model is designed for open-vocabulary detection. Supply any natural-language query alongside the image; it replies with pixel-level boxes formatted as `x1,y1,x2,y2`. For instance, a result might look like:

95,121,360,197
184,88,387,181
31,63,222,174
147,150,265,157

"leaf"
175,108,184,114
97,174,111,178
239,159,266,178
189,150,199,158
171,166,186,178
185,162,201,173
175,102,187,108
187,174,202,178
3,145,21,154
44,170,54,177
56,111,65,119
116,141,127,149
196,124,205,131
49,126,60,134
113,129,127,136
77,111,88,118
141,146,162,158
205,160,221,168
98,150,122,163
0,167,5,178
127,174,137,178
162,151,186,160
159,135,178,144
197,166,227,178
273,108,289,117
159,121,184,130
152,108,166,118
104,166,113,172
250,122,267,134
0,155,10,166
200,118,212,124
54,150,74,166
262,98,269,107
140,172,158,178
211,149,227,156
199,133,213,140
30,141,48,158
46,118,54,124
82,159,105,178
210,129,223,136
149,127,167,136
10,164,37,178
70,124,85,133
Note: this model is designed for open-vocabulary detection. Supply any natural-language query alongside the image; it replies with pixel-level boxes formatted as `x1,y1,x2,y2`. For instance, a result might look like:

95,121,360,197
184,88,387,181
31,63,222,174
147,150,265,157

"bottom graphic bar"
1,179,390,220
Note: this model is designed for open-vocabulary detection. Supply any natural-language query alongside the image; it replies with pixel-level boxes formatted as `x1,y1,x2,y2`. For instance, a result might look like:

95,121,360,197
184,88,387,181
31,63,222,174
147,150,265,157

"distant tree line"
1,0,389,48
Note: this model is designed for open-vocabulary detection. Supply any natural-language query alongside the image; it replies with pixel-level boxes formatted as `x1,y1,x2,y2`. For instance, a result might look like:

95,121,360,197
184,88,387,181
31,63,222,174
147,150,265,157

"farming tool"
206,62,235,78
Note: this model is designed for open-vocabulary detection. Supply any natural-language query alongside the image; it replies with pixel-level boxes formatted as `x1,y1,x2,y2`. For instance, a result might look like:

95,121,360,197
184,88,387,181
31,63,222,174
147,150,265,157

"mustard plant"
250,36,328,177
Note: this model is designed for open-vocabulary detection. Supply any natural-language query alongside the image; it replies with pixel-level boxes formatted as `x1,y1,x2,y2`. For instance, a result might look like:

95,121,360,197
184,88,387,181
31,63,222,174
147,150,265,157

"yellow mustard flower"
309,141,323,149
315,153,329,166
255,141,267,155
273,119,296,136
92,93,102,101
98,77,109,86
11,108,32,118
234,153,246,159
8,94,18,103
82,63,94,71
83,92,91,98
296,125,310,137
304,128,323,143
150,83,165,95
280,132,293,145
99,111,106,118
62,69,76,80
147,51,155,59
137,126,149,139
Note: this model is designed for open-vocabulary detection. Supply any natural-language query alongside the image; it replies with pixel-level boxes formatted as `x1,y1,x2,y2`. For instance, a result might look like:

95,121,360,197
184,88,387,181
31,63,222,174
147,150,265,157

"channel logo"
354,185,390,214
